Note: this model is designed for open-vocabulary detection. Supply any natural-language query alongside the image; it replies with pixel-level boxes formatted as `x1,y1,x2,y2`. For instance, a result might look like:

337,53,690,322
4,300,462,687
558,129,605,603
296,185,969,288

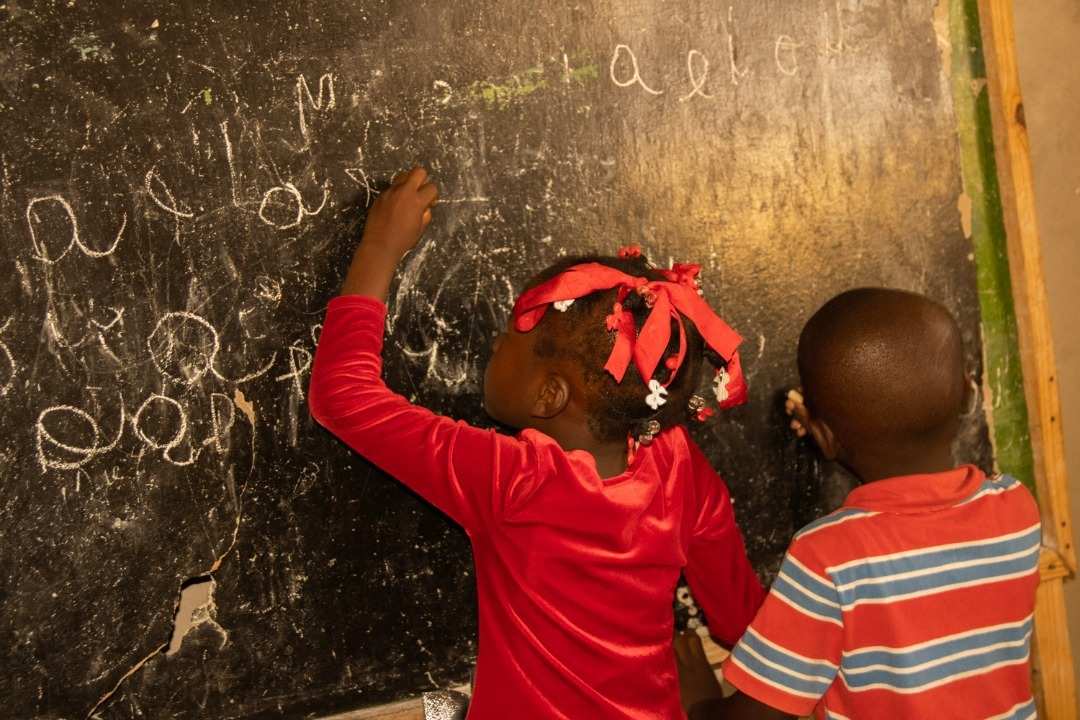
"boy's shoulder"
792,506,881,544
786,471,1039,569
786,505,885,561
779,506,884,573
965,472,1038,508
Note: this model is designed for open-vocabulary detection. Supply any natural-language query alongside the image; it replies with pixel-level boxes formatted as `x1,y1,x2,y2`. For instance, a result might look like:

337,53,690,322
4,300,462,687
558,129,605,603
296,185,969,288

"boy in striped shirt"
676,288,1041,720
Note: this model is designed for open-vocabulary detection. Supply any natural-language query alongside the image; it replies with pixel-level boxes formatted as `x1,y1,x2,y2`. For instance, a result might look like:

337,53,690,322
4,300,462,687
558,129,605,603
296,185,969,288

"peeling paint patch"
233,388,256,425
468,60,599,109
166,576,227,655
957,191,973,238
470,66,547,108
69,33,112,62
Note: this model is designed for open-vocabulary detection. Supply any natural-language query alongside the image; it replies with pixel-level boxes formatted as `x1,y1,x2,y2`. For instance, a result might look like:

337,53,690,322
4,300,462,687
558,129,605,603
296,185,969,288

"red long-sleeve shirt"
308,295,765,720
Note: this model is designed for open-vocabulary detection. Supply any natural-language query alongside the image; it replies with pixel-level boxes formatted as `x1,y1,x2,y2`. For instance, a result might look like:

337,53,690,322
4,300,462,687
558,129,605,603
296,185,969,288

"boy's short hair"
527,254,721,443
797,287,966,444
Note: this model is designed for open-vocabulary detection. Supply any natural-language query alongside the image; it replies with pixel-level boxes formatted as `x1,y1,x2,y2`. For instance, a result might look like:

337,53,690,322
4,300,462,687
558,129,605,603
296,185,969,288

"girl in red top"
308,167,765,719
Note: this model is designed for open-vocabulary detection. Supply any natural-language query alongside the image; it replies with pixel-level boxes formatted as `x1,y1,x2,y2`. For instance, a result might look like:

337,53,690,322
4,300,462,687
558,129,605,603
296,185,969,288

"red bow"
512,262,747,404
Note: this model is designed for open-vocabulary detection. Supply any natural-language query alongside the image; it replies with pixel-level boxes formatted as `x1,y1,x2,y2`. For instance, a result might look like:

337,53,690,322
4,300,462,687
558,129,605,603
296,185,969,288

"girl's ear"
532,373,570,419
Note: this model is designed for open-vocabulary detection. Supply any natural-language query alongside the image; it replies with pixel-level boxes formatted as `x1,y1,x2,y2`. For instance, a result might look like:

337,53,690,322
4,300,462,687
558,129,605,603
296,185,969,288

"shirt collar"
842,464,987,514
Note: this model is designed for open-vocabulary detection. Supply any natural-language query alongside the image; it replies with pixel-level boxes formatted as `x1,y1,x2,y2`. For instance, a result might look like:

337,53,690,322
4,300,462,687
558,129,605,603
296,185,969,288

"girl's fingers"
404,165,428,187
418,181,439,207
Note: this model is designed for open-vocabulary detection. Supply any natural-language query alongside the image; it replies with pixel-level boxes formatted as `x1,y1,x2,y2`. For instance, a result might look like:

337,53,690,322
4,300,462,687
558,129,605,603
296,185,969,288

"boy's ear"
531,373,570,419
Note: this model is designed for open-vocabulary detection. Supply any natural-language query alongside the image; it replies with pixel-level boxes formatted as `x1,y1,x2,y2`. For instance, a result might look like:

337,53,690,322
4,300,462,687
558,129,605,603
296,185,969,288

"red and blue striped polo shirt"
722,465,1041,719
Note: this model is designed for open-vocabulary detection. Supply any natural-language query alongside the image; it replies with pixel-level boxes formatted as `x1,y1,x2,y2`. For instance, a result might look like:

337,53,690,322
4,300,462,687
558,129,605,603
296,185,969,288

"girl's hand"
784,388,808,438
675,632,725,711
361,166,440,257
340,165,439,300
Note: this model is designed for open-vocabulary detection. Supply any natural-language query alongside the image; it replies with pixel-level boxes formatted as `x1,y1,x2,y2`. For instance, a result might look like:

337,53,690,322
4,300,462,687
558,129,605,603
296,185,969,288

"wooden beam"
318,686,471,720
976,0,1076,573
319,698,423,720
1042,546,1073,582
1035,575,1079,719
317,703,419,720
976,0,1078,717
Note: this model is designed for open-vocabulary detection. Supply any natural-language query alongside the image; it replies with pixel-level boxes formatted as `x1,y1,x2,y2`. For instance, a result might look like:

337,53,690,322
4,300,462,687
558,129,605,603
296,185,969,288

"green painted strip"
949,0,1036,493
467,58,600,109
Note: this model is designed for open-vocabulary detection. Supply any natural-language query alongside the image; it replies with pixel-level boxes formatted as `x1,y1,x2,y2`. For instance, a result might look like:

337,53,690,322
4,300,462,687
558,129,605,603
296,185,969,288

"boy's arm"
308,167,533,531
720,538,844,718
682,439,766,647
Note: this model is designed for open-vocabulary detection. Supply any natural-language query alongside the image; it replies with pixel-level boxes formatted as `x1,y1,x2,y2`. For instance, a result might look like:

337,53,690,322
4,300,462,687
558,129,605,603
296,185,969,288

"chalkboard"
0,1,995,717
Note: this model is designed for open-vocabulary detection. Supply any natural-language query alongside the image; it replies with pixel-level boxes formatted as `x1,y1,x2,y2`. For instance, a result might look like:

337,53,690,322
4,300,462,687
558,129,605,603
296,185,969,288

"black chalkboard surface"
0,1,993,717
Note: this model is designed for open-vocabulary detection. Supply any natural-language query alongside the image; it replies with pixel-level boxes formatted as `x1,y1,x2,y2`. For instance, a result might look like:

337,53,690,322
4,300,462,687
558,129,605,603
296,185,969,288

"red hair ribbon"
512,262,747,406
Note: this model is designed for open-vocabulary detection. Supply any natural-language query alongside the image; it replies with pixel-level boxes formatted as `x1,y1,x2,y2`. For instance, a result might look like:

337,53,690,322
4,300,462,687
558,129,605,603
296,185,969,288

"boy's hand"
784,388,808,438
340,165,438,300
361,166,439,258
675,632,724,712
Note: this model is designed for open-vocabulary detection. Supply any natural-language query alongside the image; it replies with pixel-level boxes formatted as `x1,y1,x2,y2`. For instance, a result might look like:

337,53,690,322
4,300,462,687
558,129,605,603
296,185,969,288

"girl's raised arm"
308,167,534,532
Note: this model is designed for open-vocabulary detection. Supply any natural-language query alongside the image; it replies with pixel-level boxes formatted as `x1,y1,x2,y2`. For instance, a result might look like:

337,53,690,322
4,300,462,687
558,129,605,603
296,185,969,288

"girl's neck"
540,419,629,477
589,439,632,477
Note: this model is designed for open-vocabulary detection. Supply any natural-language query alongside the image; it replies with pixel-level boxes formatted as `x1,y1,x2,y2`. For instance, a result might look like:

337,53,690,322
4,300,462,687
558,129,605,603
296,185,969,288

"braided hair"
526,253,727,443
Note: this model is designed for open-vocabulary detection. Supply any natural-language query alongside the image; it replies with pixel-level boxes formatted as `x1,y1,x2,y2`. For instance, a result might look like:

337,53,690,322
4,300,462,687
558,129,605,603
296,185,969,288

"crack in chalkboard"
84,395,257,718
85,639,169,720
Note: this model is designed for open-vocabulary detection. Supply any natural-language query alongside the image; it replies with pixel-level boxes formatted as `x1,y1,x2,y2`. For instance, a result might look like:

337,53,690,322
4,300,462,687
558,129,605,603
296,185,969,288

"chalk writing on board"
32,380,261,473
36,402,124,472
145,167,194,219
680,50,713,101
148,311,279,386
719,6,748,86
294,73,336,151
220,120,243,208
608,2,855,96
207,392,237,455
774,35,802,77
609,45,664,96
432,79,453,106
9,0,866,487
344,166,379,206
275,343,313,399
0,318,14,397
26,194,126,262
131,393,196,466
258,181,331,230
148,311,221,385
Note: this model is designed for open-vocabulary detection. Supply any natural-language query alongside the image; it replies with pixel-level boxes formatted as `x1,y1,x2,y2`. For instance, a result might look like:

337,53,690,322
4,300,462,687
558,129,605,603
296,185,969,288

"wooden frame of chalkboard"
335,1,1079,718
973,0,1078,716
